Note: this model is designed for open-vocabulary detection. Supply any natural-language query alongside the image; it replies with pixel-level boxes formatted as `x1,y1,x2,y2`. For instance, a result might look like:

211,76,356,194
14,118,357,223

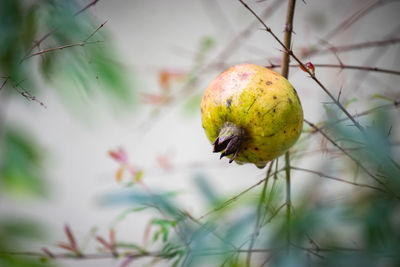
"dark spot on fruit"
267,133,275,137
200,107,203,113
255,147,259,151
288,98,293,104
273,95,277,99
266,81,272,85
226,98,232,109
244,147,248,150
239,72,249,80
273,109,276,113
284,130,286,134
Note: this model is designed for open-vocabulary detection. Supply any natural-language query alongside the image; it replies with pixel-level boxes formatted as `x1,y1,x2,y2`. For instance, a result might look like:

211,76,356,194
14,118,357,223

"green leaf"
151,219,177,243
345,97,357,107
371,94,394,102
111,207,148,228
0,126,48,197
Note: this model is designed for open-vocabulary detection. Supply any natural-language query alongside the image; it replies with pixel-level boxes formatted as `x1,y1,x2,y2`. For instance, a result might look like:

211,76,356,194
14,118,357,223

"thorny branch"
197,167,285,221
266,63,400,76
22,40,103,61
291,166,386,192
321,0,394,42
301,37,400,58
2,244,397,263
10,80,47,108
280,0,297,256
238,0,364,132
27,0,100,54
22,20,108,62
246,161,274,266
303,119,392,192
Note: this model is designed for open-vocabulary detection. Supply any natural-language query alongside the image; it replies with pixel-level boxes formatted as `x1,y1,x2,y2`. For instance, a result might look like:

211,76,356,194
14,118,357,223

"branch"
266,63,400,76
27,0,101,55
280,0,297,251
74,0,100,16
214,0,284,68
280,0,296,78
291,166,386,192
197,167,285,221
303,119,388,189
22,40,103,61
237,0,364,132
246,161,274,266
0,77,9,92
302,38,400,58
84,20,109,42
318,102,399,131
4,244,394,263
0,250,165,261
321,0,388,41
11,81,47,108
20,20,108,63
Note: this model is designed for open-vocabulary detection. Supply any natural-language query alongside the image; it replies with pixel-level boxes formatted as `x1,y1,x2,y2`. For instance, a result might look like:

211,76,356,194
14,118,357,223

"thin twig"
280,0,297,250
22,40,103,61
284,151,291,244
74,0,100,16
266,63,400,76
0,77,9,92
349,25,400,95
213,0,284,69
303,119,387,188
238,0,364,132
321,0,390,42
27,0,101,55
291,166,386,192
318,102,399,130
197,167,285,221
302,37,400,58
136,0,284,133
11,82,47,108
84,20,108,42
246,161,274,266
262,203,286,226
185,212,237,250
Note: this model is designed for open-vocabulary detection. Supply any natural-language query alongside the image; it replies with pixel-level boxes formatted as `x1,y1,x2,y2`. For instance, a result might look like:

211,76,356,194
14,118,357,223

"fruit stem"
212,122,245,163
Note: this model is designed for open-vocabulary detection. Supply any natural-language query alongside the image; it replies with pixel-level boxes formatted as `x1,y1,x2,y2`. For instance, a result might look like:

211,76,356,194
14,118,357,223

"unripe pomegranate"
201,64,303,168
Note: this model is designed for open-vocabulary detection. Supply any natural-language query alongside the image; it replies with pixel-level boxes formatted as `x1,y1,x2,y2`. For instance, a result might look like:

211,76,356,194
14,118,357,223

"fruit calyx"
212,122,245,163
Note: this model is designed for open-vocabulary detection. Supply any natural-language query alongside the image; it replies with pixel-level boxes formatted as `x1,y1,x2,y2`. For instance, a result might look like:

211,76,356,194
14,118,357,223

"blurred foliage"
0,218,54,267
100,107,400,266
0,127,47,197
0,126,53,265
0,0,135,265
0,0,36,84
1,0,400,266
0,0,134,107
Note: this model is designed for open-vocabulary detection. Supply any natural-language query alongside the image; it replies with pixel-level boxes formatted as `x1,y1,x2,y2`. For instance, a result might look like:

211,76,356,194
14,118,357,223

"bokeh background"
1,0,400,266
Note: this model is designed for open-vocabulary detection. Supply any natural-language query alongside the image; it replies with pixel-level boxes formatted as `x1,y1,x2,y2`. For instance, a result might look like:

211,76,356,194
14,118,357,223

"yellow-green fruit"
200,63,303,168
